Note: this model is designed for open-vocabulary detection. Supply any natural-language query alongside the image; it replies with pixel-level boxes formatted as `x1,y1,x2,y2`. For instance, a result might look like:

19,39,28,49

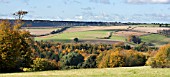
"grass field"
35,30,113,42
1,66,170,77
34,30,127,43
140,34,170,46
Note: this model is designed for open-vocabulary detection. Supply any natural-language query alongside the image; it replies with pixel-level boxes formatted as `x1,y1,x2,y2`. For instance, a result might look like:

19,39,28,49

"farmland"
1,66,170,77
33,25,170,46
140,34,170,46
22,27,61,35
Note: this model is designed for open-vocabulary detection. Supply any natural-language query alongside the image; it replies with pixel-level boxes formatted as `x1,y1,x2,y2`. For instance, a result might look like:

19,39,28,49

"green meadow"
1,66,170,77
140,34,170,46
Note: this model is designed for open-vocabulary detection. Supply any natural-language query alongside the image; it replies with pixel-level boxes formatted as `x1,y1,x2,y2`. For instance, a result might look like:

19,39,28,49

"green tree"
73,38,79,42
127,35,141,44
0,20,33,72
60,52,84,69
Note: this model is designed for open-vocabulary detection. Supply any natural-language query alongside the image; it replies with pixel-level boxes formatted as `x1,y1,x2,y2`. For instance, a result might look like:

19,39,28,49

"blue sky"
0,0,170,23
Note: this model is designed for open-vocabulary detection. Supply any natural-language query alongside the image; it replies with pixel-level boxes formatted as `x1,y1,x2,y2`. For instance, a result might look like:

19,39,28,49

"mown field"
35,30,126,43
1,66,170,77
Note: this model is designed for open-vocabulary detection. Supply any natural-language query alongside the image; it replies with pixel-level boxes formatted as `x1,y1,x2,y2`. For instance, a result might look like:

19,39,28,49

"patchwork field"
1,66,170,77
35,30,118,43
29,25,170,46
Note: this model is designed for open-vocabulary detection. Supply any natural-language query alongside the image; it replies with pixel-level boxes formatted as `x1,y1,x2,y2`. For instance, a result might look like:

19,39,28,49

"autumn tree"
0,20,33,72
13,10,28,20
151,44,170,68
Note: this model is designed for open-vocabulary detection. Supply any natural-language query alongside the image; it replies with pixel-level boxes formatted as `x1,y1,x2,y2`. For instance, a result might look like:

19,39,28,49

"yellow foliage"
0,20,33,72
151,44,170,68
97,48,147,68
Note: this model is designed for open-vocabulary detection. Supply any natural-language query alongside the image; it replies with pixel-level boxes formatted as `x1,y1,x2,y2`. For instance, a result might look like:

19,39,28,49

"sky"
0,0,170,23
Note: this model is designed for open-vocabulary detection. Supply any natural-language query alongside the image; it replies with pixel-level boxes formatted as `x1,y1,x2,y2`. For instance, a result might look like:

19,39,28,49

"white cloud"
75,16,83,20
63,0,81,4
90,0,110,4
127,0,170,4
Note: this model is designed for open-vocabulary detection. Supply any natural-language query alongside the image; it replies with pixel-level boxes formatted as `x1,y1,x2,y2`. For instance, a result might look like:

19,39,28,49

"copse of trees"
126,35,141,44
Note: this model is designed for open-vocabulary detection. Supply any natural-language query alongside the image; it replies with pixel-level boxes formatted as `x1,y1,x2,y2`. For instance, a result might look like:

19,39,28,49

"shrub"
60,52,84,69
122,50,147,66
151,44,170,68
134,43,149,52
22,68,34,72
97,48,147,68
109,50,125,67
32,58,58,71
124,44,131,50
96,50,111,68
82,55,97,68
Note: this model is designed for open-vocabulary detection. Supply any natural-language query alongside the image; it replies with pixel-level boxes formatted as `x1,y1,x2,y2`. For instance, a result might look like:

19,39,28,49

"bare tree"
13,10,28,20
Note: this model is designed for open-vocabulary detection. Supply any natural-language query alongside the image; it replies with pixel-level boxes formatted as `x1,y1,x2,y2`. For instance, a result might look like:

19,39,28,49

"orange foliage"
151,44,170,68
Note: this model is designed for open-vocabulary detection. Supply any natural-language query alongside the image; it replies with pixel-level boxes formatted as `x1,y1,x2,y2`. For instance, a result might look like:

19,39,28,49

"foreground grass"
1,66,170,77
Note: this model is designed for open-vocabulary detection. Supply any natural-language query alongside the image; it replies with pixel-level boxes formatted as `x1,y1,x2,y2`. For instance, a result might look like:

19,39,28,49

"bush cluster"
60,52,84,69
31,58,58,71
97,48,147,68
150,44,170,68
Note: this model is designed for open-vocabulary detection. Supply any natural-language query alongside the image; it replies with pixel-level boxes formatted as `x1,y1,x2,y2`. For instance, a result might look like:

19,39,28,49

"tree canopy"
0,20,33,72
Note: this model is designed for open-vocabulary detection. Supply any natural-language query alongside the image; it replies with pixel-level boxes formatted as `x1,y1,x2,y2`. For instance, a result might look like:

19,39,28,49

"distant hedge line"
32,27,70,37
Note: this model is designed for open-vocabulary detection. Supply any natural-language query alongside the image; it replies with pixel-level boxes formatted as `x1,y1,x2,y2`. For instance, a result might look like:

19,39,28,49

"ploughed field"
22,27,61,35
